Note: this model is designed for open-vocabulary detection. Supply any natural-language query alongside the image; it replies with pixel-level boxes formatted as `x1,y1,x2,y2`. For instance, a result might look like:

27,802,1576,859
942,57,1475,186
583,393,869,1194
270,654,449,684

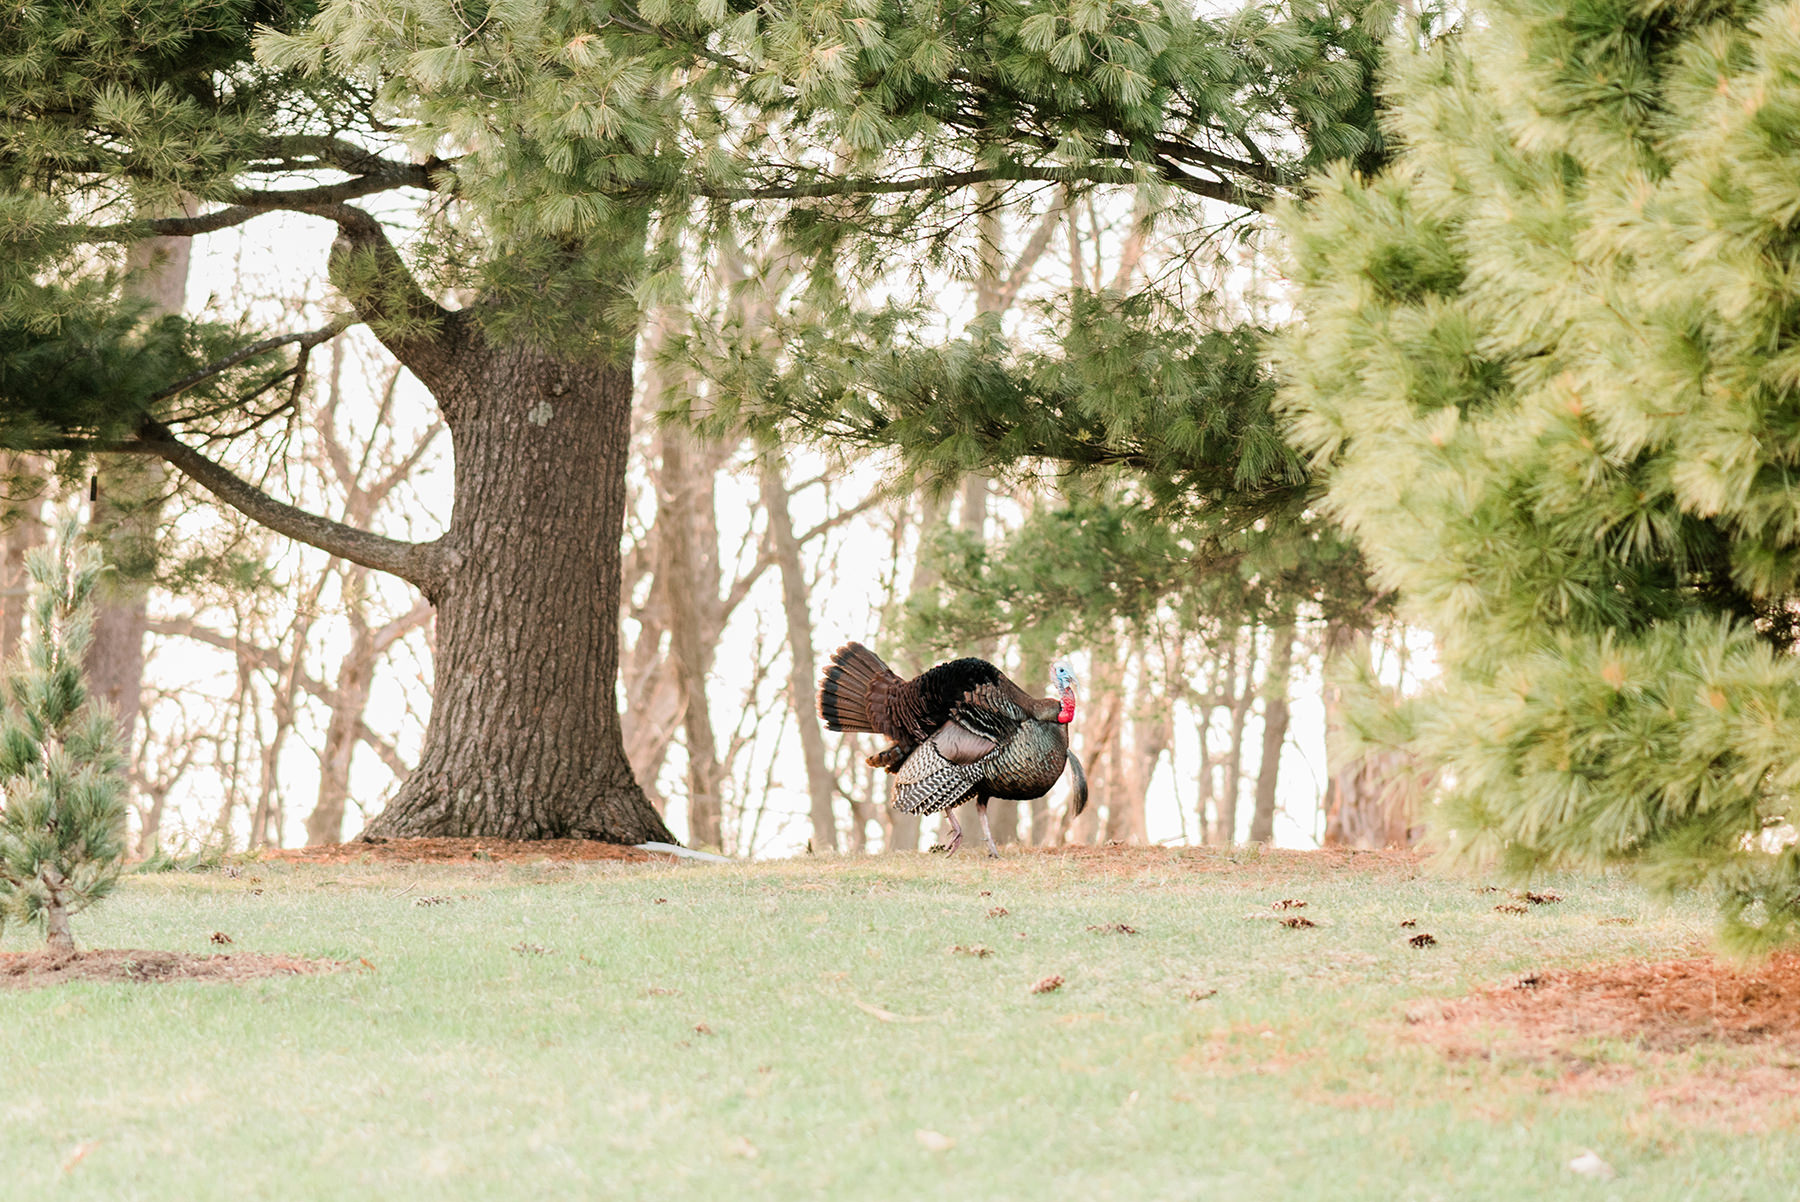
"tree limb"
298,203,469,392
81,166,447,240
145,617,418,779
680,163,1262,207
154,318,356,406
129,421,447,592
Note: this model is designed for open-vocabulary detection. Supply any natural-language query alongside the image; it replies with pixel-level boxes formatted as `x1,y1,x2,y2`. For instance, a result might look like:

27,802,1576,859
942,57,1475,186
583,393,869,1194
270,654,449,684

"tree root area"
0,948,350,990
1410,952,1800,1052
260,837,661,864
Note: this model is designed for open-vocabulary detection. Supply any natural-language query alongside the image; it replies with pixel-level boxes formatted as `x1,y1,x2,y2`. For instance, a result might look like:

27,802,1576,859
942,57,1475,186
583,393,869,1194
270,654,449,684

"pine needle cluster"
0,517,129,953
1277,0,1800,949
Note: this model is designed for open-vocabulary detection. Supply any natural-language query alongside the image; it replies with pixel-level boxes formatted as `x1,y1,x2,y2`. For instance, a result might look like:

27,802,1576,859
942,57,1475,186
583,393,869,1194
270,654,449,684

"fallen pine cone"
1408,933,1437,949
209,931,232,945
950,944,993,958
1280,916,1317,929
1272,899,1308,911
1520,890,1562,905
1398,919,1418,928
1086,923,1138,935
1030,974,1065,994
1494,903,1528,915
987,906,1009,919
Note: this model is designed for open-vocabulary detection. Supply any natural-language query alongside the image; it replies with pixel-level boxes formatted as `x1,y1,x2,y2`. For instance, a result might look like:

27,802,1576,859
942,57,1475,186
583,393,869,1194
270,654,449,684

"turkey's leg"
937,808,964,855
977,799,999,859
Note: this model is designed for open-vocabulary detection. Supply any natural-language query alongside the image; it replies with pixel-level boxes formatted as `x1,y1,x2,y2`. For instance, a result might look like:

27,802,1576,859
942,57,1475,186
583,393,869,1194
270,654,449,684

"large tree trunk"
365,344,673,843
1248,619,1296,845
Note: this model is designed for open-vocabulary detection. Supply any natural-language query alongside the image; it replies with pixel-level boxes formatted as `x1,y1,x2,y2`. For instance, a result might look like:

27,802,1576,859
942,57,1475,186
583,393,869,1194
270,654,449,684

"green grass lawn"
2,847,1788,1201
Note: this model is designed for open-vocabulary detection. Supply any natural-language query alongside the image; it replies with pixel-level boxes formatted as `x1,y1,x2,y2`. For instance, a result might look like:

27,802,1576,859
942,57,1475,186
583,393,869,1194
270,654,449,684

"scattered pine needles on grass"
0,847,1791,1201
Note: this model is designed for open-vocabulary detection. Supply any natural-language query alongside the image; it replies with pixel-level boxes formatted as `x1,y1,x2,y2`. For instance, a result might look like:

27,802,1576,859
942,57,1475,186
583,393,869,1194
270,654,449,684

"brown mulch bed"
0,948,351,991
257,837,662,864
1411,952,1800,1052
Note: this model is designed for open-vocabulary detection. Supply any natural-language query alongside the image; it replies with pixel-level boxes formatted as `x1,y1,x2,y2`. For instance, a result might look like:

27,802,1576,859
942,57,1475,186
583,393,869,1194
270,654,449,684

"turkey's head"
1052,661,1078,724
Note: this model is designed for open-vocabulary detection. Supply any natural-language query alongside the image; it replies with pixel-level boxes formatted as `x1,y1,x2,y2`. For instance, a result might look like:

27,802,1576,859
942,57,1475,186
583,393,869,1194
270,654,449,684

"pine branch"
128,421,447,592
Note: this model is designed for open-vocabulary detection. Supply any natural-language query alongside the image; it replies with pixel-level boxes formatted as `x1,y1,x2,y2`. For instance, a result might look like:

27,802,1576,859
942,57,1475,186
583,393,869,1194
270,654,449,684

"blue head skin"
1052,662,1078,723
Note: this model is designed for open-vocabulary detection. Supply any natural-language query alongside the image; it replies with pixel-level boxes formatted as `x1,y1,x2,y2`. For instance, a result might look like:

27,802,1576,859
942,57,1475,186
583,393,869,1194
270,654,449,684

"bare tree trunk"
885,490,949,853
307,573,379,845
1211,629,1260,846
1067,647,1123,845
657,428,727,851
1248,619,1296,845
1118,675,1167,846
761,461,838,852
0,456,45,661
1320,625,1423,849
87,219,192,743
944,472,1004,849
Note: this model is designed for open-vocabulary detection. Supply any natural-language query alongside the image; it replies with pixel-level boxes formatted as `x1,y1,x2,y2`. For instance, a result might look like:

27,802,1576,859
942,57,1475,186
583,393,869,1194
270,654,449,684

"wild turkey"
817,642,1087,857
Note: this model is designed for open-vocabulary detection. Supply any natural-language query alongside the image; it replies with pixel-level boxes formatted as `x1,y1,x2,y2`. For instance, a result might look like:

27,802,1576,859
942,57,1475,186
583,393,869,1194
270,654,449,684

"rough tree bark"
1248,618,1296,845
363,341,671,841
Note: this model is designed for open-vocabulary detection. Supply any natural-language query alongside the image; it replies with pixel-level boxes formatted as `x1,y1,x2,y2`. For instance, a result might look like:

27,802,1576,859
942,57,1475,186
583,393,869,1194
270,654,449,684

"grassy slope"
1,848,1787,1201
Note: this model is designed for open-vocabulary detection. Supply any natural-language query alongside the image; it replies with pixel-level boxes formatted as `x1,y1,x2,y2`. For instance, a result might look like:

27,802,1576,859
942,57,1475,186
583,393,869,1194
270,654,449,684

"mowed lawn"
2,847,1789,1201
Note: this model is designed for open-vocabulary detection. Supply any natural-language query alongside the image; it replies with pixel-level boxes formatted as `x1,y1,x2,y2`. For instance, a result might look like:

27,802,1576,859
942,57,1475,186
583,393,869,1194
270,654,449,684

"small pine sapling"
0,516,128,952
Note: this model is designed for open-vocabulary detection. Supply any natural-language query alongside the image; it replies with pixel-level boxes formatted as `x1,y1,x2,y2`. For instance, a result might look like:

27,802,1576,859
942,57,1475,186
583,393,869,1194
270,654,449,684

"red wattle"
1056,691,1076,724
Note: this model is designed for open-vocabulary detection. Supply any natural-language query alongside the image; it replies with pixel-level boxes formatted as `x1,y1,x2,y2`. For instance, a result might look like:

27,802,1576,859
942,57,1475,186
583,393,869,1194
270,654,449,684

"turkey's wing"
930,720,998,766
951,682,1025,745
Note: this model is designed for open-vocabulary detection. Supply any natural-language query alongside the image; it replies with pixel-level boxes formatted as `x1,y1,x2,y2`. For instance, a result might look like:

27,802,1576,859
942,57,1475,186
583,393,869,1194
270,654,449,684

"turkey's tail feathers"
1065,749,1088,818
819,642,900,734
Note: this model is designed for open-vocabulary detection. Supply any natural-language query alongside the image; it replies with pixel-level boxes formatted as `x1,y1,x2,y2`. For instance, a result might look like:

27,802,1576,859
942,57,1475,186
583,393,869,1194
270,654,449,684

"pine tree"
1276,0,1800,948
0,517,128,953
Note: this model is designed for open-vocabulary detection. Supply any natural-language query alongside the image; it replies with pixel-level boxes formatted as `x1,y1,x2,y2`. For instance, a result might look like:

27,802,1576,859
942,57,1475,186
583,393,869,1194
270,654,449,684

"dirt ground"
256,836,663,864
0,948,351,990
1413,952,1800,1052
1407,953,1800,1129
